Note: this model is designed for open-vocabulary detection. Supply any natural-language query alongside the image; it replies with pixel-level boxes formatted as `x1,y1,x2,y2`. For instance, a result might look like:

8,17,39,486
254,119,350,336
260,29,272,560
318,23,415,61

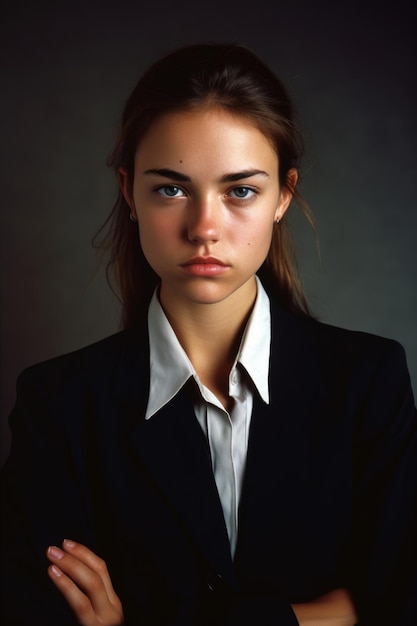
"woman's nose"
186,197,221,244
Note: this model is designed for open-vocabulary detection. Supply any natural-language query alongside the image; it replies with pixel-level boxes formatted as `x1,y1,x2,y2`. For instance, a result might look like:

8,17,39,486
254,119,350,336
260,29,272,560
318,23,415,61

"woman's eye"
156,185,185,198
229,186,255,199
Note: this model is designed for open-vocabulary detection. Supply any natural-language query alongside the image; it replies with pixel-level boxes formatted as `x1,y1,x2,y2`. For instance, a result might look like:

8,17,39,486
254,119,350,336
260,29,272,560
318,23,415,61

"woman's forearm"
291,588,357,626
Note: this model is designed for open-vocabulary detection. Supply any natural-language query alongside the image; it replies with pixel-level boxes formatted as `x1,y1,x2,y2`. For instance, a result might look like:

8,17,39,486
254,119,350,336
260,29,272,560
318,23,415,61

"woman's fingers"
47,560,97,626
46,541,123,626
61,540,122,609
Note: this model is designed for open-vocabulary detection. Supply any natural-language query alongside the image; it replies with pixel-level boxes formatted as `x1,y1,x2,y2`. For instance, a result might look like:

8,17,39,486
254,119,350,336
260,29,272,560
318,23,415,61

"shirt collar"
145,276,271,419
235,276,271,404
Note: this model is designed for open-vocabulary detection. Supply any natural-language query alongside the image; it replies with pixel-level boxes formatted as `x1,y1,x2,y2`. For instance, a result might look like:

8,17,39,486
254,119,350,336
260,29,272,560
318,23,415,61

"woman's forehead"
133,107,279,175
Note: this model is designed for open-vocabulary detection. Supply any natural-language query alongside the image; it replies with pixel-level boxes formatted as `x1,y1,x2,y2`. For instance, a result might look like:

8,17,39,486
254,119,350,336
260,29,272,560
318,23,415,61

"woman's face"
120,107,295,312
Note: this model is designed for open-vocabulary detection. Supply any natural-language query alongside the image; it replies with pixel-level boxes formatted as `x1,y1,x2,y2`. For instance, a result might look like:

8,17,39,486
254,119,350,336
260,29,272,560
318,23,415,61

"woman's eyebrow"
220,169,269,182
143,168,269,182
144,168,190,182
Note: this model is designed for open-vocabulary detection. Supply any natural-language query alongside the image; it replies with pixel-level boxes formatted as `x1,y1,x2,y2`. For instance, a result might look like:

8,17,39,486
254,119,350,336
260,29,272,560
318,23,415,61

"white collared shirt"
146,277,271,556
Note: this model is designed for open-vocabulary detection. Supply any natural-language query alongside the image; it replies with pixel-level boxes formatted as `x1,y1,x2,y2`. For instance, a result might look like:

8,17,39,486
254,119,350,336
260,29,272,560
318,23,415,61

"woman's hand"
291,587,357,625
46,540,124,626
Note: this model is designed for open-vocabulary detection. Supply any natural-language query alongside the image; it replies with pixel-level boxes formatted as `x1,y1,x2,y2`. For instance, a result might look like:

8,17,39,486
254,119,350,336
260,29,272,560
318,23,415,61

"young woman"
1,43,416,626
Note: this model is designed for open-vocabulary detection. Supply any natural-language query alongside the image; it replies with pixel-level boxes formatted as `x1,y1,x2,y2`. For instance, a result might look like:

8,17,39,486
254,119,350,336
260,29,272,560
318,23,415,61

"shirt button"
206,572,224,593
231,370,240,385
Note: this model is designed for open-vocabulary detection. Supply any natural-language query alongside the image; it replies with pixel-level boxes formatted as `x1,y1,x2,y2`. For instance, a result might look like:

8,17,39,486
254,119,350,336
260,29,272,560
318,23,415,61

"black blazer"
1,299,417,625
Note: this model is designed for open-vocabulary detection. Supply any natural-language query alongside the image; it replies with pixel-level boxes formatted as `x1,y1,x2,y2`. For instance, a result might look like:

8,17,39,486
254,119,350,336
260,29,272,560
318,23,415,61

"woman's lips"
180,257,229,276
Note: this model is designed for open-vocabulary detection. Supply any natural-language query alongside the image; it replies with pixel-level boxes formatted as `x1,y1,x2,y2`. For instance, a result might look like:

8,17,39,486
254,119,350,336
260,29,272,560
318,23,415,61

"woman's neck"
159,280,257,399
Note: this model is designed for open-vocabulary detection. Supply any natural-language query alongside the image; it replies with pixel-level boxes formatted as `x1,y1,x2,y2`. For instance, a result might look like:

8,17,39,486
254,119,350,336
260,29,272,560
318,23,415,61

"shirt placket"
207,406,237,553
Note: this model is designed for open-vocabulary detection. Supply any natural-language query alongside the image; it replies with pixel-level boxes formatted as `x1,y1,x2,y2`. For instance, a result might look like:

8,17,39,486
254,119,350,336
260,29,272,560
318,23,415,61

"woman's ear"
117,167,134,211
274,168,298,222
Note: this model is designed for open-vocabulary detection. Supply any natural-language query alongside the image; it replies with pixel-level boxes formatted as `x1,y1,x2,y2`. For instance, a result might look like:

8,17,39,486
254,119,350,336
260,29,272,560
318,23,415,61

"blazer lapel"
129,389,236,585
112,329,236,586
235,303,331,580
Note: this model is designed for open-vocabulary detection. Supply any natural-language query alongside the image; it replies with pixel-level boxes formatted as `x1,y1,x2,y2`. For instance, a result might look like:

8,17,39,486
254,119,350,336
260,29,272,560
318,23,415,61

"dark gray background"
1,0,416,465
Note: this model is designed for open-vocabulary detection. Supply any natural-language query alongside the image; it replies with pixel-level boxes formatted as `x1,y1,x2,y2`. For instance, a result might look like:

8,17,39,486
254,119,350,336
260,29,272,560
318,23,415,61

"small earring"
130,212,137,222
275,216,280,224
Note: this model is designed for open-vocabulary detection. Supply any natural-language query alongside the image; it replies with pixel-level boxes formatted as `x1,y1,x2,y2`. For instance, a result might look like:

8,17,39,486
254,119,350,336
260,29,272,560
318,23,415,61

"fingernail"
48,546,64,559
51,565,62,577
63,539,76,548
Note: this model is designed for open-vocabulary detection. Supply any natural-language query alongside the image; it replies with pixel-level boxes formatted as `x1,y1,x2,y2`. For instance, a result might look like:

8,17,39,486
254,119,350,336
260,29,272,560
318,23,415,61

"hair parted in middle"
98,42,315,327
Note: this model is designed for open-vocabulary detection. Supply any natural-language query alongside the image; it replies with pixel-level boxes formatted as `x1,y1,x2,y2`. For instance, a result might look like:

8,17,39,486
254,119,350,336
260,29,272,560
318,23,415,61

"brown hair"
98,43,315,327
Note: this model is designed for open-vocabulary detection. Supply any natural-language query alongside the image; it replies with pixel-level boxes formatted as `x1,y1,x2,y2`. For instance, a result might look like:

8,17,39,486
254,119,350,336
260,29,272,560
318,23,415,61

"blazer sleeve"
1,366,92,626
350,340,417,625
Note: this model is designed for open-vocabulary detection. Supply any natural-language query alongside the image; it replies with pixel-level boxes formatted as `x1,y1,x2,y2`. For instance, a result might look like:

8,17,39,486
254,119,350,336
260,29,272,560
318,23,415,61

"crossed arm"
47,540,357,626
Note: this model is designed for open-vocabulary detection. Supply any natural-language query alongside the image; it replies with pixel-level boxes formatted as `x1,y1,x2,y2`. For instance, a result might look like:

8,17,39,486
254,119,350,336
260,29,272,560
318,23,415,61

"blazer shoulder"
16,327,146,392
308,317,404,358
271,300,409,376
